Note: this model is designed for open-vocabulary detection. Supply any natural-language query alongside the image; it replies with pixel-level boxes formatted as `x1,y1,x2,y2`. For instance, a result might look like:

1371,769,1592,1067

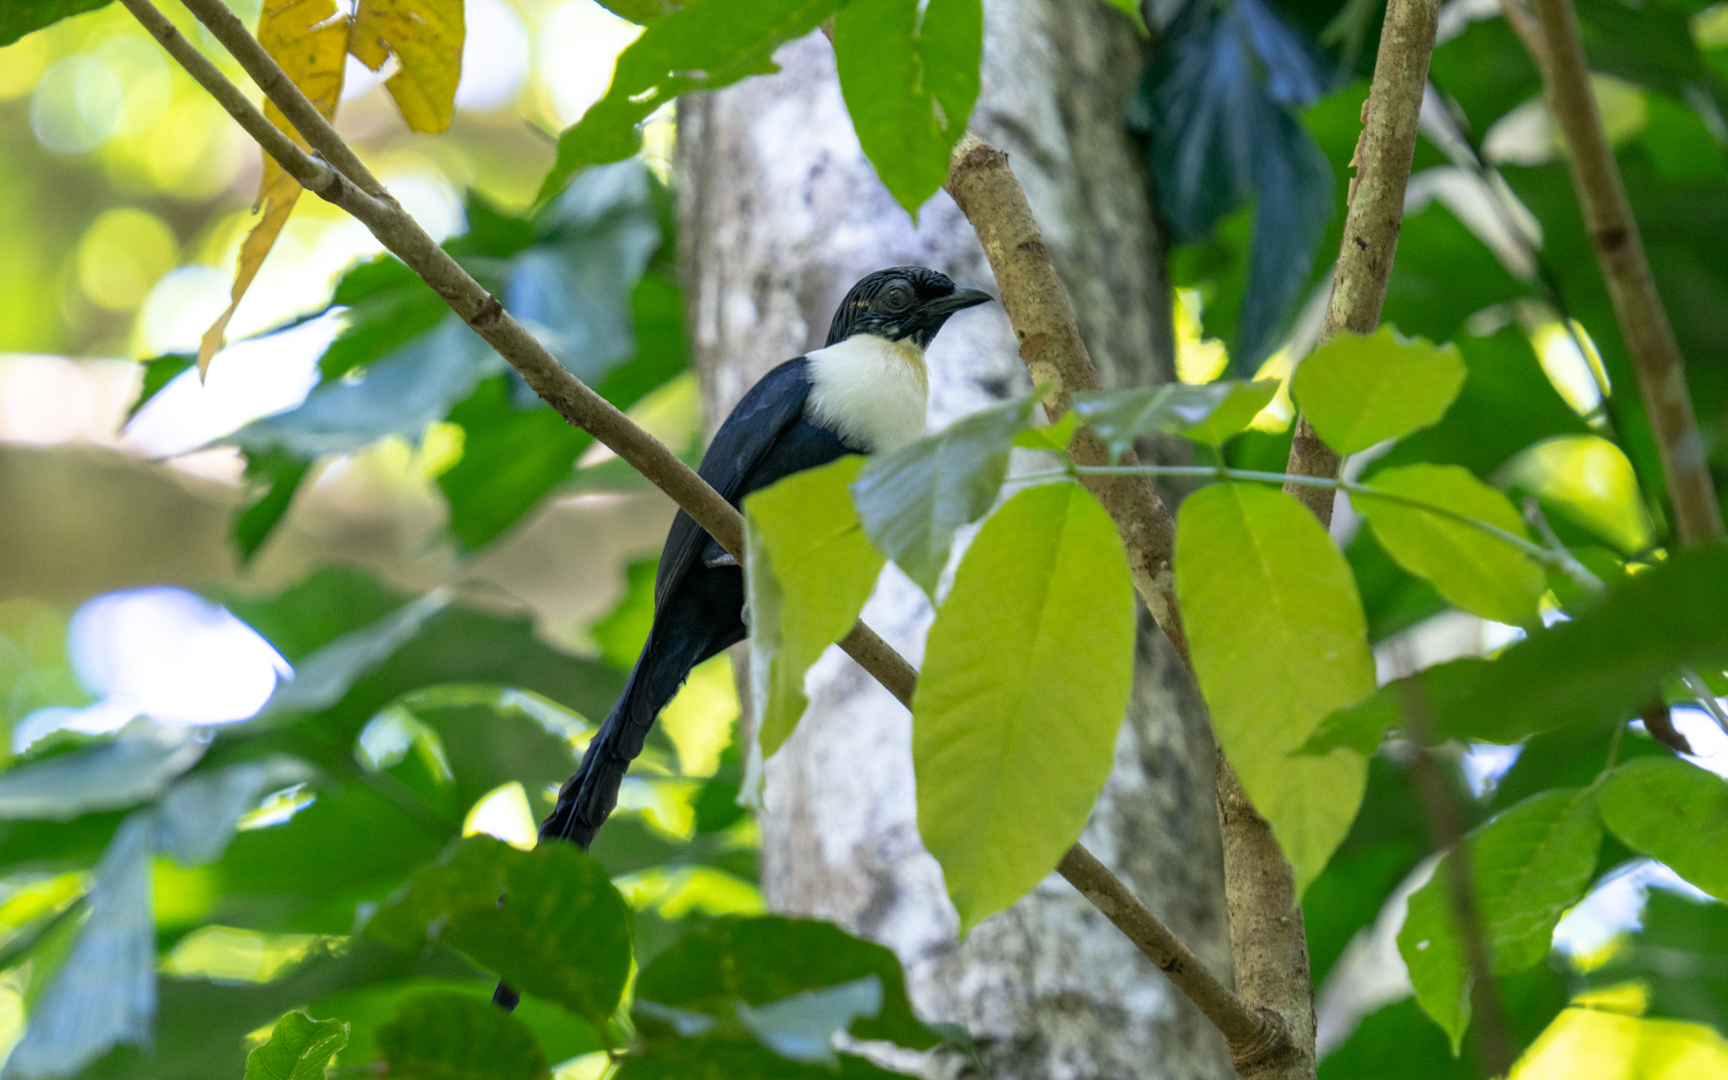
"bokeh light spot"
31,54,124,155
77,207,179,312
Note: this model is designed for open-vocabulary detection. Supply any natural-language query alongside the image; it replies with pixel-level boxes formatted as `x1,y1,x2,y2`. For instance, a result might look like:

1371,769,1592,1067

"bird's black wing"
654,357,815,606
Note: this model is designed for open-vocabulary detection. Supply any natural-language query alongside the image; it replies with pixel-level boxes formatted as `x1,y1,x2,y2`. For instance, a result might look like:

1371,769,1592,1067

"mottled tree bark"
676,2,1232,1077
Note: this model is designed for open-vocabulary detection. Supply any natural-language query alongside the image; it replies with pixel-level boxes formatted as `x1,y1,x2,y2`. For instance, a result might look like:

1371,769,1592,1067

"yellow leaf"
349,0,465,134
201,0,348,376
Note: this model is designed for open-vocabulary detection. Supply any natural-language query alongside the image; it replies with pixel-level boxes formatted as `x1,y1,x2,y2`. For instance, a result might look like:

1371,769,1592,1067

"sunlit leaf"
851,396,1033,597
230,318,498,459
7,815,154,1079
243,1011,349,1080
539,0,845,203
1355,463,1545,625
202,0,348,375
745,457,885,759
1599,756,1728,902
155,758,318,867
1175,483,1373,893
1582,890,1728,1030
376,992,549,1080
834,0,980,215
0,728,204,821
1073,379,1279,454
1371,327,1592,480
1398,788,1601,1051
1320,967,1567,1080
1371,545,1728,745
1510,435,1655,555
348,0,464,134
913,483,1135,931
1291,326,1466,454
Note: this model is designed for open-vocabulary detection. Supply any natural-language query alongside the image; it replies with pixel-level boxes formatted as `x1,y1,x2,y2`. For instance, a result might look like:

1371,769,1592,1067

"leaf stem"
1020,462,1568,571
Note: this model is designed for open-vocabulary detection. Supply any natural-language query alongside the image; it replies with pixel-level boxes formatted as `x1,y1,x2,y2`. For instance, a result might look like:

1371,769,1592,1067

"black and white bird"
541,266,990,851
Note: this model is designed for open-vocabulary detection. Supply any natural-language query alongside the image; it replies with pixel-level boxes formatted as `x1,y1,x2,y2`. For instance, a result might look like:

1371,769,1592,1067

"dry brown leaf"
200,0,348,377
349,0,465,134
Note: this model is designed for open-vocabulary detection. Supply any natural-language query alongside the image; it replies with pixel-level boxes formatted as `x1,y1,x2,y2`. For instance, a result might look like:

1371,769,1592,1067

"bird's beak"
922,287,993,317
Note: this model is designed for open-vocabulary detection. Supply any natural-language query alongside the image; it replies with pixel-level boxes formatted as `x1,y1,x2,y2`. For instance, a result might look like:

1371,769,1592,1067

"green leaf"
619,1037,916,1079
1291,326,1466,454
234,449,314,565
916,0,983,141
1320,966,1567,1080
634,916,936,1050
7,814,154,1078
834,0,980,215
1355,463,1545,625
539,0,845,204
0,727,203,821
1598,756,1728,902
368,837,634,1024
735,975,883,1065
319,257,448,382
913,483,1135,931
592,559,658,670
594,0,685,22
1582,890,1728,1031
406,697,582,821
1370,327,1591,480
376,992,549,1080
258,590,452,720
1096,0,1150,34
1073,379,1279,453
1397,788,1601,1051
1175,483,1375,893
126,353,194,422
745,457,885,758
1375,545,1728,745
243,1011,349,1080
851,397,1033,597
438,377,590,551
0,0,108,48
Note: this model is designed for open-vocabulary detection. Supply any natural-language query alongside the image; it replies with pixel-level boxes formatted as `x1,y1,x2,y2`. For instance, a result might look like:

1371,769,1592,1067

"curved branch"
1529,0,1723,546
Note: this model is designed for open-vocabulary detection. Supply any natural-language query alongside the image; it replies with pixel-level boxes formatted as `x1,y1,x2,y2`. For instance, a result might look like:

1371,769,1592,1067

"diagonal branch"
1527,0,1724,547
126,0,1275,1057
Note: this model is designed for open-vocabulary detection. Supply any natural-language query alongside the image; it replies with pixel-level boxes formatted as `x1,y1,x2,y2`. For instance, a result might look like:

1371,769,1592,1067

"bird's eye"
882,283,915,311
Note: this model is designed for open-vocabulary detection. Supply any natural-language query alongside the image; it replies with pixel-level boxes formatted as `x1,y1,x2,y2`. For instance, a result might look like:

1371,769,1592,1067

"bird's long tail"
494,631,704,1012
540,628,705,850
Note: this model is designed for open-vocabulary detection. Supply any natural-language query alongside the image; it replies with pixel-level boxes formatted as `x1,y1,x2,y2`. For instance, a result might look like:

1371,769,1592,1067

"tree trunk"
676,3,1233,1076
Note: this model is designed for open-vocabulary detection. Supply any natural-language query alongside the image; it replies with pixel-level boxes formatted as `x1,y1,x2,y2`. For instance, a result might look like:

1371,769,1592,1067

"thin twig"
1058,846,1285,1072
178,0,384,195
1025,463,1566,569
1398,680,1516,1078
132,0,1269,1051
944,134,1188,663
1258,2,1442,1067
1529,0,1724,546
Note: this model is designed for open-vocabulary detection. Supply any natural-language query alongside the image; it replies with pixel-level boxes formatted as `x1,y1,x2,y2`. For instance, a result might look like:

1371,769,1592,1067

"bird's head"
825,267,992,350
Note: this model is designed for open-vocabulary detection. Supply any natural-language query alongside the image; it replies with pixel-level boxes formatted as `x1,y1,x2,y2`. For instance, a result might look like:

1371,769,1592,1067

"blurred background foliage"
0,0,1726,1076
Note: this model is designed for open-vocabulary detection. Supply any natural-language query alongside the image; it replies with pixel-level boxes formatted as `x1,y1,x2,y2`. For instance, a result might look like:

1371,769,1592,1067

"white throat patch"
804,334,929,454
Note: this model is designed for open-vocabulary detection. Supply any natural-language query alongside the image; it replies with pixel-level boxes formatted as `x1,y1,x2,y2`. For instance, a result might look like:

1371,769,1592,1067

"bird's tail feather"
539,630,702,850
